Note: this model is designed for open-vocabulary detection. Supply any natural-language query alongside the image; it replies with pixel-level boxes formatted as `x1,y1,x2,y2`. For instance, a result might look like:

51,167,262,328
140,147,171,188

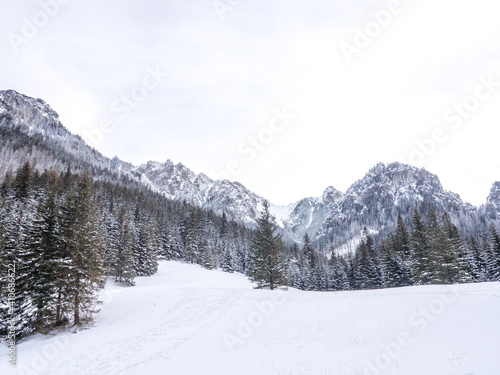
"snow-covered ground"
2,261,500,375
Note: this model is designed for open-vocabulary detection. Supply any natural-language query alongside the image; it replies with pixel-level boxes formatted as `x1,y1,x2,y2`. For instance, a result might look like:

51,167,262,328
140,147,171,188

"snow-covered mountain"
0,90,495,252
485,181,500,219
0,90,265,224
133,160,263,224
279,186,344,243
313,162,479,251
0,89,133,182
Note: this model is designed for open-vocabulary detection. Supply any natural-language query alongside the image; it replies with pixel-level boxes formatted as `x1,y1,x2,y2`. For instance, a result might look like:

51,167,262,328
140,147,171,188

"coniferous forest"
1,162,500,342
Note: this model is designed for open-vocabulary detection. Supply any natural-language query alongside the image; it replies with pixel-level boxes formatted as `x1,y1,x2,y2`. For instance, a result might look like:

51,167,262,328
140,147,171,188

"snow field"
1,261,500,375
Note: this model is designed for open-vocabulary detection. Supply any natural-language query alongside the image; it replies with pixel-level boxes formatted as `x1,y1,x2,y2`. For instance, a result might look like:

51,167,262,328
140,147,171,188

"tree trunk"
74,278,80,325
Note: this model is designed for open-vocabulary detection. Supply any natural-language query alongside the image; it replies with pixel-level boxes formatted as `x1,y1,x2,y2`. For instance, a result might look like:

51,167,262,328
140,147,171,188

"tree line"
1,162,499,342
0,162,253,341
286,211,500,291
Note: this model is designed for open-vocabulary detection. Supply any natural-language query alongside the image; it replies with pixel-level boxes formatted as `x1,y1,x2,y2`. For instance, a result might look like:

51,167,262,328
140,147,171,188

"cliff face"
0,90,496,253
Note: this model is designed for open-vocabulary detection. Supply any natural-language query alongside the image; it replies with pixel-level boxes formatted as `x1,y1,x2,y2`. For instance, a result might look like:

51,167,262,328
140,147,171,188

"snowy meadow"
2,261,499,375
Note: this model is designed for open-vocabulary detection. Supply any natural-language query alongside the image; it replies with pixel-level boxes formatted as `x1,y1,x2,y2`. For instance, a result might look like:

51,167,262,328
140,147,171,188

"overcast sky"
1,0,499,206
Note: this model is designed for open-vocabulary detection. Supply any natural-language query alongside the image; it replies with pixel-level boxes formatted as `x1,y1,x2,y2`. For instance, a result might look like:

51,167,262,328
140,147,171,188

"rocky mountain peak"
0,90,64,136
487,182,500,208
322,186,344,204
351,162,443,193
1,91,495,254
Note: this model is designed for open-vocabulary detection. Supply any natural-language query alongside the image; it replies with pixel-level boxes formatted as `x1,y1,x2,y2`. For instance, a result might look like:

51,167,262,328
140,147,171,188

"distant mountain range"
1,90,498,252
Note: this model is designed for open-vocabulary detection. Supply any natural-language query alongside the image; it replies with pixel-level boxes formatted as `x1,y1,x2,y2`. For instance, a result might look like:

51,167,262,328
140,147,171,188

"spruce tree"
465,236,489,282
0,205,37,341
410,210,432,284
439,212,471,284
169,224,184,259
380,241,405,288
185,210,199,264
61,174,105,325
12,162,33,201
115,211,136,286
247,200,288,290
25,173,64,331
489,227,500,280
302,234,317,290
327,250,349,291
392,214,413,286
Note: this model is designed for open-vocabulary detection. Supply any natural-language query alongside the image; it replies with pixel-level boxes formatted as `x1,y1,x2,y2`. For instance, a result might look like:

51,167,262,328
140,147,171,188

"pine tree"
301,234,319,290
0,204,38,341
25,173,64,332
61,174,105,325
357,239,380,289
133,220,158,276
355,228,382,289
159,222,172,260
102,212,121,276
234,240,248,273
439,212,471,284
247,201,288,290
200,238,217,270
185,210,199,264
488,226,500,280
221,245,235,273
327,250,349,291
392,214,413,286
465,236,489,282
347,255,361,290
12,162,33,201
168,224,184,260
410,210,432,284
380,241,405,288
115,211,136,286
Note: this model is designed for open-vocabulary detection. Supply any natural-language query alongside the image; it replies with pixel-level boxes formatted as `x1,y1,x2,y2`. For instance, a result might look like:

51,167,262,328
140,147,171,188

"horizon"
4,87,498,208
1,0,499,206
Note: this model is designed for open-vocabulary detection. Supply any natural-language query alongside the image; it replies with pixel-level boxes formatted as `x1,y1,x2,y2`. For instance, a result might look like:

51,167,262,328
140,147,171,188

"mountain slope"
280,186,344,243
314,162,481,251
0,90,265,224
134,160,264,223
2,261,499,375
485,181,500,220
0,90,495,251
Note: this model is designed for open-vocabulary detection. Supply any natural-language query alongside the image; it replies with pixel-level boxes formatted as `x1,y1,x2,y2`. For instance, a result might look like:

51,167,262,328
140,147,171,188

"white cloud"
1,0,499,205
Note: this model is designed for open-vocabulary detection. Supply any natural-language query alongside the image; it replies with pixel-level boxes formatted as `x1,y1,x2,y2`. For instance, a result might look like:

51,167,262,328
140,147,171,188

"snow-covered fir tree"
247,201,288,290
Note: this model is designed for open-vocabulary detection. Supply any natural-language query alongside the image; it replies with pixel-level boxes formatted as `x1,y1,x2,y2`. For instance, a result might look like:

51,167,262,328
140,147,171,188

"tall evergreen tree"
410,210,432,284
465,236,489,282
25,173,64,331
0,206,37,341
115,211,136,286
12,161,33,201
392,214,413,286
488,226,500,281
185,210,199,264
61,174,105,325
438,212,471,284
327,250,349,291
247,201,288,290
